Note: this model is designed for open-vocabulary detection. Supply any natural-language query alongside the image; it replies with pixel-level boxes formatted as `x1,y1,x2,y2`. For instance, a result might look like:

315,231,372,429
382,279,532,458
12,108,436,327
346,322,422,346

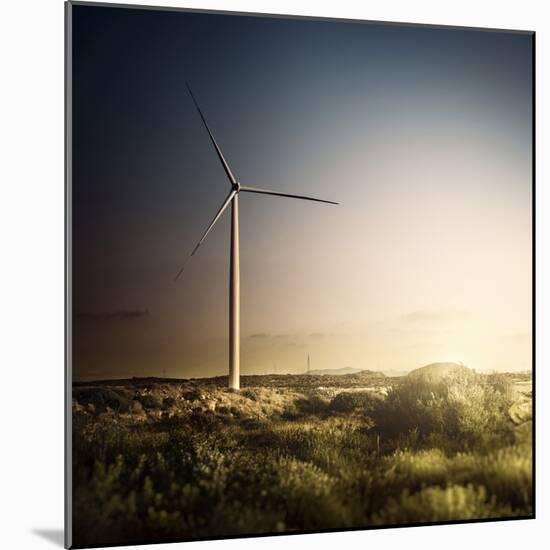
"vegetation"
72,368,532,547
371,370,517,450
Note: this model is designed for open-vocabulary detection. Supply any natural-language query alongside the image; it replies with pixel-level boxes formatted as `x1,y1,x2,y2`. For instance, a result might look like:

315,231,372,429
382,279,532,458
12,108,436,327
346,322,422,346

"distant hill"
381,369,410,378
308,367,362,376
407,362,471,381
75,370,388,393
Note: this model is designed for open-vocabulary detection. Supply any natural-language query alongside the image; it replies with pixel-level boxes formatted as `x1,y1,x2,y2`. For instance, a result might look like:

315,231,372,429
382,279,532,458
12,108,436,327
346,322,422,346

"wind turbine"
176,83,338,390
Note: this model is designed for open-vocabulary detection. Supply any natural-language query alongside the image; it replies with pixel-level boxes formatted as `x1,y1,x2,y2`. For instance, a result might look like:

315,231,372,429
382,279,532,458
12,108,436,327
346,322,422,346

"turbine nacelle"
174,86,339,280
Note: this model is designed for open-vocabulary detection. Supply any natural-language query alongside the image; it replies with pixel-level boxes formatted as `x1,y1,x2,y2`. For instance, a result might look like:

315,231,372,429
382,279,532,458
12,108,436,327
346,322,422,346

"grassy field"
72,366,532,547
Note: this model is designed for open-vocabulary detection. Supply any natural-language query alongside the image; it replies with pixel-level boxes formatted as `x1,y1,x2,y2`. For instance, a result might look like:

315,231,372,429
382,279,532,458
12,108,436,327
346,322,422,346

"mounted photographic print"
65,1,535,548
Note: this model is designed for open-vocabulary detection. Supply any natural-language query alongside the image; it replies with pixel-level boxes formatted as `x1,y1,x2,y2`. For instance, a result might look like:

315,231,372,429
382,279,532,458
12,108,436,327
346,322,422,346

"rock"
182,388,202,401
509,400,532,425
514,420,532,444
130,400,144,414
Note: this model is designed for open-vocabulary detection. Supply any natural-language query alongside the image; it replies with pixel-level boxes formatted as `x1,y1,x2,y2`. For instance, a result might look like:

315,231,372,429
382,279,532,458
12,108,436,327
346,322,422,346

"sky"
71,4,533,381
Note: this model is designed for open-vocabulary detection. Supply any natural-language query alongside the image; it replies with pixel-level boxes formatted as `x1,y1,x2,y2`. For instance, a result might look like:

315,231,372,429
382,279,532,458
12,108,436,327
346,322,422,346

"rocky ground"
72,367,531,428
72,370,390,423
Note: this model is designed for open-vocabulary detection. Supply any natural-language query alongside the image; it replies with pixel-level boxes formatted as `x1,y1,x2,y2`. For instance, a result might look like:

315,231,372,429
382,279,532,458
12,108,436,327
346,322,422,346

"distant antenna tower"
307,354,310,374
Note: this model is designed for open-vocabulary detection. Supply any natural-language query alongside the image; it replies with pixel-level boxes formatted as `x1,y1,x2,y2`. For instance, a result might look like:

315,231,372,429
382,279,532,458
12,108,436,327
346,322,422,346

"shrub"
274,456,348,529
136,394,162,410
229,406,242,418
486,373,515,401
294,395,331,415
330,391,381,413
162,397,176,410
188,408,222,430
182,388,202,401
371,370,514,448
371,484,514,525
73,387,133,413
240,417,264,430
241,388,259,401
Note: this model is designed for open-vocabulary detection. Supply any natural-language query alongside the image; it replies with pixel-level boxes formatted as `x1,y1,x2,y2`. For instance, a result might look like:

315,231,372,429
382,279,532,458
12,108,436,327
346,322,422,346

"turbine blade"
191,190,236,255
240,185,339,205
174,190,236,281
186,82,237,184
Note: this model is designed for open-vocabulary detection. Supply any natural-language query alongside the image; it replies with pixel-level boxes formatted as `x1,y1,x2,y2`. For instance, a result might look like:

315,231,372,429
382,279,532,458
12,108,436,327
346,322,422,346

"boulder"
509,400,532,425
130,399,144,414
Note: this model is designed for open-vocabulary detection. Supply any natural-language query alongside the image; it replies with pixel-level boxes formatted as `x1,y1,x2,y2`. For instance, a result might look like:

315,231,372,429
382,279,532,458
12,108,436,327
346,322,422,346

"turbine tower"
176,84,339,390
